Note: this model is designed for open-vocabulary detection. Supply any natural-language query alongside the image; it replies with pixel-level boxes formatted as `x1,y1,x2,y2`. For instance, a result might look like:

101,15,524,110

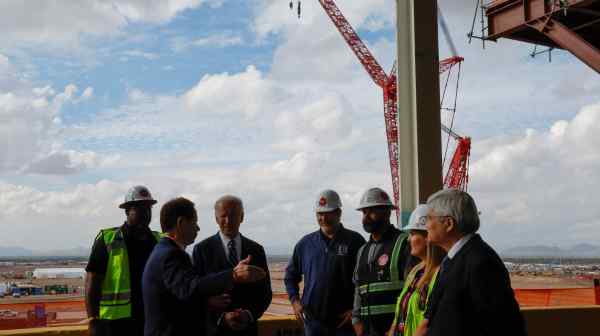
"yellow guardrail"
1,306,600,336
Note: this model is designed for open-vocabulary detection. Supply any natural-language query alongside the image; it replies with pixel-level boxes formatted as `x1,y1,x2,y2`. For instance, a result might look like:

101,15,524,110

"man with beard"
285,190,365,336
85,186,162,336
351,188,416,336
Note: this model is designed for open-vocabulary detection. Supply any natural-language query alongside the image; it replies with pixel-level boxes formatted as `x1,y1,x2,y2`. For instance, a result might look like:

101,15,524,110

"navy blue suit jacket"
425,234,526,336
192,233,272,336
143,237,234,336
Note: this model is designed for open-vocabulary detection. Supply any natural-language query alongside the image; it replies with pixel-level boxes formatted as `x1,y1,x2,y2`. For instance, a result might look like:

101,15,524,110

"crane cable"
437,6,464,171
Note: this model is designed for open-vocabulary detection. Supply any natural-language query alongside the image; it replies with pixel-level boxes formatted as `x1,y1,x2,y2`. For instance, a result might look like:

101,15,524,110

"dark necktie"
228,240,239,266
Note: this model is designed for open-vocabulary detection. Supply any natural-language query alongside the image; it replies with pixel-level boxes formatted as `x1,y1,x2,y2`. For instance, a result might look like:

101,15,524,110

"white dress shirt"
217,231,254,325
447,233,474,259
219,231,242,262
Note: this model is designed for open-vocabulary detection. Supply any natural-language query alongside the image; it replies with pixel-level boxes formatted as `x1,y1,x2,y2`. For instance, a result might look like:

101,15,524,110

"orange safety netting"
515,287,599,306
514,280,600,306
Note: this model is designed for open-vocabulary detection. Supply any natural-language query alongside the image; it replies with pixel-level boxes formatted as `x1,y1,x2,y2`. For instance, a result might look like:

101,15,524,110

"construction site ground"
2,261,599,330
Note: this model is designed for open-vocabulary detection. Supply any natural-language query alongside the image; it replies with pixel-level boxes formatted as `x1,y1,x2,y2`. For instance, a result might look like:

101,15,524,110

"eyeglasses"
426,214,454,222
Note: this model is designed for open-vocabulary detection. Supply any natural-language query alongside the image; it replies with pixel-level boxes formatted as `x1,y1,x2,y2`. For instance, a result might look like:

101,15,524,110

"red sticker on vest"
378,254,389,266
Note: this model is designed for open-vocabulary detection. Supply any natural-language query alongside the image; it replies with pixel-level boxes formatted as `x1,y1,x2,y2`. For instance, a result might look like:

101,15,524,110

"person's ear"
444,217,455,234
240,210,244,223
175,216,186,235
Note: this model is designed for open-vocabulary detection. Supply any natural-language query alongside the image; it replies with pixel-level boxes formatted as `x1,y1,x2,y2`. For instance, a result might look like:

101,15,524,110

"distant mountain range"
501,243,600,258
1,243,599,259
0,246,90,258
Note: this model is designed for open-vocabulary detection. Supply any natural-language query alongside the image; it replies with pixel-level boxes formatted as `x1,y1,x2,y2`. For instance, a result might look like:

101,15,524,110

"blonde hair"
415,241,446,308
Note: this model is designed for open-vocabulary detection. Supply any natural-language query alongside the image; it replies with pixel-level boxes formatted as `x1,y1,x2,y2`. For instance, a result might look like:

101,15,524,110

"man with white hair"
415,189,526,336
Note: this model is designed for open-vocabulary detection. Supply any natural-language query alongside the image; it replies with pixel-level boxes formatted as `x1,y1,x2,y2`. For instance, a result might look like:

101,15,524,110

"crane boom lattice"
319,0,388,88
313,0,470,213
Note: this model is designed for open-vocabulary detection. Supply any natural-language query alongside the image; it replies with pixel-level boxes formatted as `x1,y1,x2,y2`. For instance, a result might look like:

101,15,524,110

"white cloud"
1,0,599,254
0,56,99,174
0,0,226,49
469,103,600,248
0,148,388,251
171,33,243,53
23,149,115,175
122,50,160,60
183,65,284,119
81,87,94,100
0,180,128,249
192,34,243,48
252,0,395,40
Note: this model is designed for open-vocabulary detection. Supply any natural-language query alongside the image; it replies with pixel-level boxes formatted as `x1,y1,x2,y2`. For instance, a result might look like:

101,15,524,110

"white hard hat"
404,204,429,231
356,187,395,210
315,189,342,213
119,185,157,209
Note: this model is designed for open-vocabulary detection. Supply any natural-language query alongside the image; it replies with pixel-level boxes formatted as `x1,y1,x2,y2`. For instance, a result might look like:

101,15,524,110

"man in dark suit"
415,189,526,336
193,195,272,336
143,197,266,336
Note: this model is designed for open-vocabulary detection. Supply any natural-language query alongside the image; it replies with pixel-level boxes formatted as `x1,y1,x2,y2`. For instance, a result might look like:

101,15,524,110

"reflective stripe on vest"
360,304,397,316
99,228,161,320
360,232,408,317
358,281,403,295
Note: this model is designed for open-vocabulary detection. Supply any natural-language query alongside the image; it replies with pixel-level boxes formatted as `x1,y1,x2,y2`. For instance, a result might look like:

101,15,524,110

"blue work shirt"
285,224,366,326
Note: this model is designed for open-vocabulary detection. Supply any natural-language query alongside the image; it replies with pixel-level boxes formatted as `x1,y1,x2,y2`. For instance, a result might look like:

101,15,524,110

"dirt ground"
1,261,597,324
510,274,593,289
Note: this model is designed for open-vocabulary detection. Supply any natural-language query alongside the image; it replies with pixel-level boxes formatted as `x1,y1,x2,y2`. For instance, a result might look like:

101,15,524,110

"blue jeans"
303,318,355,336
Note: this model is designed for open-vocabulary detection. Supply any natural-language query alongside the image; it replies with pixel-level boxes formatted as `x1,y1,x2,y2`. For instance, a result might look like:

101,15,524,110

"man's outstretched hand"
233,255,266,283
207,294,231,311
223,309,251,331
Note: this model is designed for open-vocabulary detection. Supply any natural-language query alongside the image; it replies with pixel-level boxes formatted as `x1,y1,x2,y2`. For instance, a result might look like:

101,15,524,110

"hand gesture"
223,309,250,331
337,310,352,328
207,294,231,311
233,255,266,283
353,321,365,336
291,298,304,323
414,319,429,336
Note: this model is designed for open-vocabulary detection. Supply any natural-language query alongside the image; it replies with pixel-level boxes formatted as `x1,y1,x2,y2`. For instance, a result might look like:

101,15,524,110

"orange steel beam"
485,0,600,73
530,17,600,72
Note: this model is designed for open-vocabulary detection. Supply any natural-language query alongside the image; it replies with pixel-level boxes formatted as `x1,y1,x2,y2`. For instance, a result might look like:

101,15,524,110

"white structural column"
396,0,443,227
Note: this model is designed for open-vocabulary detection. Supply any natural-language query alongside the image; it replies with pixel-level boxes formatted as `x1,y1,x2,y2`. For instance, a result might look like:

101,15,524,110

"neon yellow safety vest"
391,264,439,336
98,227,161,320
357,232,408,318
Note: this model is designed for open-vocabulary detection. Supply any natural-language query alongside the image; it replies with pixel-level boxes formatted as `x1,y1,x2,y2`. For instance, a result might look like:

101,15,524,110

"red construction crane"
441,125,471,191
293,0,470,209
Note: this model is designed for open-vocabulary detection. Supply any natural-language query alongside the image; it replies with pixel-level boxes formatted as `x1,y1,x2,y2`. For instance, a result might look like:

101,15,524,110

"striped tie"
228,240,238,266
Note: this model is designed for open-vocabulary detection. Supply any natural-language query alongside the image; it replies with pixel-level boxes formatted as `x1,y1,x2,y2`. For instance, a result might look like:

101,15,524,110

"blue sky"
0,0,599,254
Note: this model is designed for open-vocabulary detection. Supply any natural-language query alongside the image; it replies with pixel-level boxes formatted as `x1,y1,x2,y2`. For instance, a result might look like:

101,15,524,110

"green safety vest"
391,264,439,336
99,227,161,320
357,231,408,317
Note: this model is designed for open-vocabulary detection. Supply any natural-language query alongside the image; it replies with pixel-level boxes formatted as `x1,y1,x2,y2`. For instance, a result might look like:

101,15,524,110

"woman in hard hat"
387,205,446,336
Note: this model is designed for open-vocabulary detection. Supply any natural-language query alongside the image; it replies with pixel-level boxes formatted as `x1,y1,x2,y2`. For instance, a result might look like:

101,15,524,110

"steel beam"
485,0,600,73
531,18,600,73
396,0,443,227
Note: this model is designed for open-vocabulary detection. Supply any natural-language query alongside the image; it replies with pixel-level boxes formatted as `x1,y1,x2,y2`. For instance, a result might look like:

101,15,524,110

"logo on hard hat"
139,188,150,197
319,197,327,206
379,191,388,200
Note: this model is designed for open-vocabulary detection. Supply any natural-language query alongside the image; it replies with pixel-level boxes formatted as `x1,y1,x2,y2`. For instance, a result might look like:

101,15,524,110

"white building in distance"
32,268,85,279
